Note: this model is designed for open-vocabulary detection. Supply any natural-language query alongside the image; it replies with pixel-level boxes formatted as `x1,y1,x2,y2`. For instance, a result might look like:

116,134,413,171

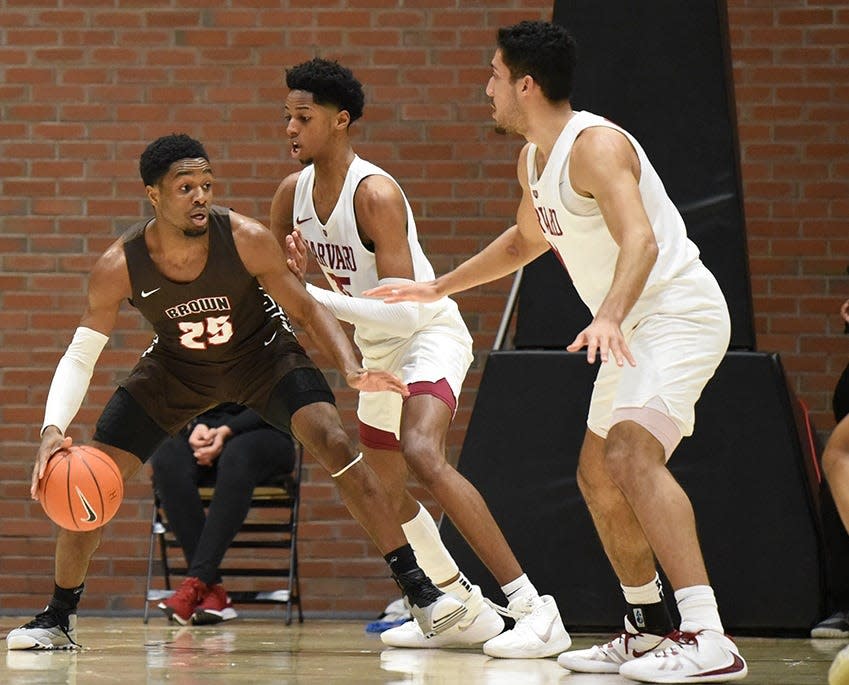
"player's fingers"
565,333,586,352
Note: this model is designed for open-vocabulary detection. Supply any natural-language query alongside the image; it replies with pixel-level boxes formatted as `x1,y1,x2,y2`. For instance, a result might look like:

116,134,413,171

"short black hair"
139,133,209,187
497,20,577,103
285,58,365,124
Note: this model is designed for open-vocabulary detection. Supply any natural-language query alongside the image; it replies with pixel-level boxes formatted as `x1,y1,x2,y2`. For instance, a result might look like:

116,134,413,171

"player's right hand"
285,229,309,284
363,280,441,304
32,427,72,500
841,298,849,324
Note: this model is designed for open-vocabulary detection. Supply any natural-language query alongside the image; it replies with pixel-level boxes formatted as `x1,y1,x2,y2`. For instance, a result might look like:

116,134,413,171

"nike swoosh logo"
141,288,161,298
295,216,312,225
75,486,98,523
264,331,277,346
535,613,558,643
700,652,746,677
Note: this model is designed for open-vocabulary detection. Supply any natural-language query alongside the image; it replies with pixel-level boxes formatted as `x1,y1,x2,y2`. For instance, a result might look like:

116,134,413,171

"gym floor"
0,617,836,684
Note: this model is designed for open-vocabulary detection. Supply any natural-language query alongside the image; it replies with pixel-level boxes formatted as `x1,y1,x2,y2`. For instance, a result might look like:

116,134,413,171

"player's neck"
145,218,210,280
311,146,356,205
524,103,575,168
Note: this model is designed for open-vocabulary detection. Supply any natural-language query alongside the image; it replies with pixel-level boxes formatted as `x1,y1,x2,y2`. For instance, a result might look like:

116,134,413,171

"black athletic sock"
384,544,418,577
626,600,674,635
49,583,84,613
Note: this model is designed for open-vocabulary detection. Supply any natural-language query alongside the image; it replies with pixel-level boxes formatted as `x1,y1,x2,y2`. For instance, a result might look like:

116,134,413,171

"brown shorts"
117,344,330,435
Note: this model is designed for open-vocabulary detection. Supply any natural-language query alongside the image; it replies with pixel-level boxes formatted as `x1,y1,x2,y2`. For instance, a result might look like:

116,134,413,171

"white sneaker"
381,584,504,648
557,616,665,673
482,594,571,659
831,643,849,685
6,608,79,650
619,629,747,683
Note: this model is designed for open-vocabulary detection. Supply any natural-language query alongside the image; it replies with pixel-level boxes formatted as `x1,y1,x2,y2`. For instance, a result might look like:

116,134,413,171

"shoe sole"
483,631,572,659
557,653,621,673
6,636,77,651
194,608,238,625
813,627,849,639
158,602,192,626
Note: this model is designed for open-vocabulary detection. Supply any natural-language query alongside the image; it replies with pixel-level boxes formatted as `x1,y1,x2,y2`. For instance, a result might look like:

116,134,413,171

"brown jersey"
122,205,303,364
117,205,322,433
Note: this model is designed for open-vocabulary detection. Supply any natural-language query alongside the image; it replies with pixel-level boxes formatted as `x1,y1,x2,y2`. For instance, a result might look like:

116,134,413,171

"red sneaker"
193,584,238,625
159,577,209,625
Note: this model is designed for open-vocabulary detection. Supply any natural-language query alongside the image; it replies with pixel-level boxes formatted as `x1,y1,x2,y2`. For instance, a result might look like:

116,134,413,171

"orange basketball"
38,445,124,531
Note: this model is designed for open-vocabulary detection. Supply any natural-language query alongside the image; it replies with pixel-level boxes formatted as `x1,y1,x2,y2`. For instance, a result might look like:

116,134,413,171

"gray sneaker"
813,611,849,639
6,608,79,650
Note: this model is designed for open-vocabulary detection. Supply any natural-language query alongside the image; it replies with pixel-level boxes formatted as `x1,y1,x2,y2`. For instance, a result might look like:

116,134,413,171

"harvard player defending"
367,21,746,683
6,133,465,651
270,58,569,657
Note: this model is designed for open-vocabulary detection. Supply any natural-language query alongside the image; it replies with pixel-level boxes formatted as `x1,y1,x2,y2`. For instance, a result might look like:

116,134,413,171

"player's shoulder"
228,207,270,239
274,169,304,197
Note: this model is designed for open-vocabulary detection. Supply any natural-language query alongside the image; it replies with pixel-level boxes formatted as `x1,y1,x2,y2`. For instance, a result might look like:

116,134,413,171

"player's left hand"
346,368,410,397
364,280,441,303
567,317,636,367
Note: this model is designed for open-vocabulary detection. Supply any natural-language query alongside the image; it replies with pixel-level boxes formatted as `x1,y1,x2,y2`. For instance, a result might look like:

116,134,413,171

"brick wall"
728,0,849,425
1,1,846,617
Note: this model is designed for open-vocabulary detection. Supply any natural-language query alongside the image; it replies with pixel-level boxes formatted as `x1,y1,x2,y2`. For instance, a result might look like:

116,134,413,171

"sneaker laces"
24,606,81,648
484,594,535,621
654,629,700,657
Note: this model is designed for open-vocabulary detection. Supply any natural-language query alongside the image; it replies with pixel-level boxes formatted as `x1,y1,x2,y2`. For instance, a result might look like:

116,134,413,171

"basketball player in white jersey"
367,20,747,683
269,58,570,658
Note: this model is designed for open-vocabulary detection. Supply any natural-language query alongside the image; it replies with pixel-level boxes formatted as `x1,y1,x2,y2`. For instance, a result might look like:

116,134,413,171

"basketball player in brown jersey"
6,133,467,650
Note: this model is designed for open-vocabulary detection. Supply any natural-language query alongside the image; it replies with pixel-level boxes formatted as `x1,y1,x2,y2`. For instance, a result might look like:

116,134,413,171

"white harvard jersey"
526,110,702,325
292,155,471,355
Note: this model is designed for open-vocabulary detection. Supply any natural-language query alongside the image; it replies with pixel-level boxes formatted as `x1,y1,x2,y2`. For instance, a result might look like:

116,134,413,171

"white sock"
440,572,475,601
675,585,724,633
401,502,459,586
501,573,538,603
622,572,664,605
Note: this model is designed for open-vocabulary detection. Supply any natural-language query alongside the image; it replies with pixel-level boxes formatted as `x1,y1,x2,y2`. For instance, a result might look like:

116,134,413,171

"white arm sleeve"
306,278,427,339
41,326,109,436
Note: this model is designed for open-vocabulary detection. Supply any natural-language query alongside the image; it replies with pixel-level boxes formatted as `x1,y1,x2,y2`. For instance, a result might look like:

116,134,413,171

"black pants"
150,429,295,586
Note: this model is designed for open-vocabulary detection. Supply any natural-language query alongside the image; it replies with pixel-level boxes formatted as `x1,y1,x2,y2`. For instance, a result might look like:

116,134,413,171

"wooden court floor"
0,616,837,684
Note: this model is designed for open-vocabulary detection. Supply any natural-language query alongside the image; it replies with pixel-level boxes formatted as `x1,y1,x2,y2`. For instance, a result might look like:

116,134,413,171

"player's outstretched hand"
841,298,849,324
346,369,409,397
32,428,73,500
363,280,441,304
285,228,309,284
567,317,636,367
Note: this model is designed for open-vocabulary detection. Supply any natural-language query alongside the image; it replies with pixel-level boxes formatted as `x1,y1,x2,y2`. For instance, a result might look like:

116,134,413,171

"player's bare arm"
355,175,415,280
365,146,549,303
269,171,300,245
33,241,131,497
565,127,658,366
230,211,408,396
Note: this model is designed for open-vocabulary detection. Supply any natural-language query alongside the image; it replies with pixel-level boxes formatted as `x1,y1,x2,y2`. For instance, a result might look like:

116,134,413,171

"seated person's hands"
188,423,234,467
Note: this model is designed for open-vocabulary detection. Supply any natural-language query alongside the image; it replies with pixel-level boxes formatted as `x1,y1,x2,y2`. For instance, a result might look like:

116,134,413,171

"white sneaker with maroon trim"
619,629,747,683
557,616,666,673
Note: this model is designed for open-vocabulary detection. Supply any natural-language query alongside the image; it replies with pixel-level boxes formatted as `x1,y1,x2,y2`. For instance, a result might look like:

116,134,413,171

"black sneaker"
392,568,467,638
812,611,849,638
6,606,79,650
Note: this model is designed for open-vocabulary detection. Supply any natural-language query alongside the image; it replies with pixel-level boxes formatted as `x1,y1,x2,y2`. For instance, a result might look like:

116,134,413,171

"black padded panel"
514,0,754,350
441,351,824,633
